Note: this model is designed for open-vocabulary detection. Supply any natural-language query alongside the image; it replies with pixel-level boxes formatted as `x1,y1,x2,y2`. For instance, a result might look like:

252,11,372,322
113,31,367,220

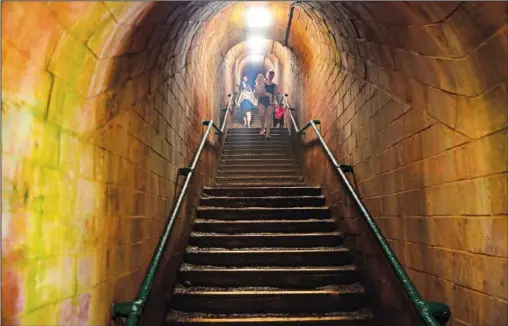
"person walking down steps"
273,103,285,128
253,70,279,139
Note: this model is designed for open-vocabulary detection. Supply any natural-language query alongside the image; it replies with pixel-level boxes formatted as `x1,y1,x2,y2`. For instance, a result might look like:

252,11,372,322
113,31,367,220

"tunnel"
2,1,507,326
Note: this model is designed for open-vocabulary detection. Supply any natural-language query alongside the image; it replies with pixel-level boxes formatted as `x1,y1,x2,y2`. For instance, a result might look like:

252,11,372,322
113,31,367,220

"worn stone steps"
221,153,296,160
223,144,293,151
200,196,325,207
215,176,303,185
193,218,336,233
166,309,374,325
216,170,302,178
177,264,360,288
188,232,343,248
225,135,291,141
227,129,289,136
216,164,299,171
184,247,352,266
223,149,294,155
214,181,307,188
196,206,331,219
202,187,321,197
164,124,374,325
224,140,291,146
219,158,298,166
170,283,366,314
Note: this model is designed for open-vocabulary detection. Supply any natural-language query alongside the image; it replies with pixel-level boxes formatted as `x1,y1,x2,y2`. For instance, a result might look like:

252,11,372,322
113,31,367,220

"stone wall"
287,3,507,326
2,2,233,325
2,2,507,326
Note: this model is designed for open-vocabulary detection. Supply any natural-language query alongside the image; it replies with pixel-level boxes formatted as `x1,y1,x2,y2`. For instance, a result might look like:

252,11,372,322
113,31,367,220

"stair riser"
203,188,321,197
197,208,330,219
167,318,373,325
217,165,299,171
217,170,301,177
224,141,292,146
221,155,296,161
223,151,295,156
224,143,292,147
220,160,298,166
199,197,325,208
226,134,291,139
228,128,286,132
171,292,366,314
215,182,307,188
216,177,303,184
193,221,336,233
178,270,359,288
188,235,342,248
223,148,294,152
184,251,352,267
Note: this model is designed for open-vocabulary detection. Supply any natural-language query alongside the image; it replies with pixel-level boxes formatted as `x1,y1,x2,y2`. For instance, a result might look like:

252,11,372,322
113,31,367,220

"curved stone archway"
2,2,507,326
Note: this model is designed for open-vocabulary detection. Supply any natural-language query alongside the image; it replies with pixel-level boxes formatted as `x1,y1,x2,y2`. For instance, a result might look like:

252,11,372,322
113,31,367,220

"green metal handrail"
283,95,451,326
112,93,236,326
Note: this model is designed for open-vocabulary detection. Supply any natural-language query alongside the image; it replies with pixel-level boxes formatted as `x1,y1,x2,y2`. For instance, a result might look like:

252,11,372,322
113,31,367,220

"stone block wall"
285,3,507,326
2,2,507,326
2,2,235,325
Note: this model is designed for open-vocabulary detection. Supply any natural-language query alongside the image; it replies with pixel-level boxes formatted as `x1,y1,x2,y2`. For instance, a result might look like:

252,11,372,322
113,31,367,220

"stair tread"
201,195,323,200
180,263,358,271
186,246,348,253
198,206,328,210
204,186,320,190
167,308,374,322
215,183,307,187
191,232,341,237
173,283,364,294
194,218,334,224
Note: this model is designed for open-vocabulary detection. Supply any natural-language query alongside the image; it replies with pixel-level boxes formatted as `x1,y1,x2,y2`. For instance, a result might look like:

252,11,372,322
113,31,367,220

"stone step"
227,129,289,136
196,206,331,219
223,144,293,151
220,158,298,165
177,264,359,288
202,187,321,197
226,134,291,140
224,140,291,146
184,247,352,267
216,170,302,177
188,232,343,248
215,181,307,188
166,309,374,325
216,164,299,171
221,153,296,159
199,196,325,208
170,283,366,314
223,148,294,155
193,219,336,233
215,176,303,185
232,124,263,128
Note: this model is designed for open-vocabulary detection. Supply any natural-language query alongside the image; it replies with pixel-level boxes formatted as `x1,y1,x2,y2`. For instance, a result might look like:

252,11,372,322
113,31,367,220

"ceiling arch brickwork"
2,2,507,326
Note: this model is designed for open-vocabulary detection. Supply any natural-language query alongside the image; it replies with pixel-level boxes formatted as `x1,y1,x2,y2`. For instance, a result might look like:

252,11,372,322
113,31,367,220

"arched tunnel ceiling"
2,2,507,326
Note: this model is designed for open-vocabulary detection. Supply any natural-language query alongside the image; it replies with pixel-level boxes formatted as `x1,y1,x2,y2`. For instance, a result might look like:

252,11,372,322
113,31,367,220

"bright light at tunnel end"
247,34,267,53
246,6,271,28
248,54,264,63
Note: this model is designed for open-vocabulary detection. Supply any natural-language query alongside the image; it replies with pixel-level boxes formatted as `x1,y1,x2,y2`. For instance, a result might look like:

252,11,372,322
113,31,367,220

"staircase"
165,113,375,325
